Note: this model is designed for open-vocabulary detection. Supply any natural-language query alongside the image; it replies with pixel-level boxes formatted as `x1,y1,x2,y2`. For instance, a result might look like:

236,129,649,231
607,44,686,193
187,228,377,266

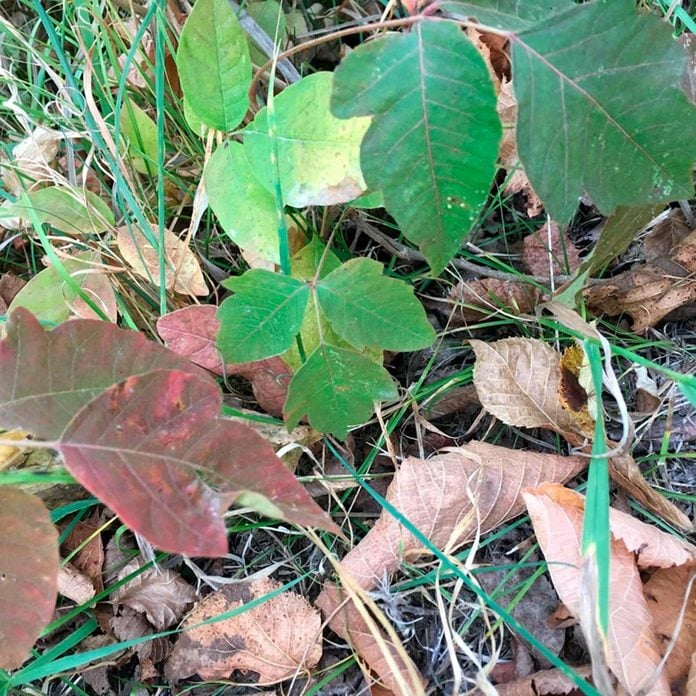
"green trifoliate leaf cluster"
217,251,435,437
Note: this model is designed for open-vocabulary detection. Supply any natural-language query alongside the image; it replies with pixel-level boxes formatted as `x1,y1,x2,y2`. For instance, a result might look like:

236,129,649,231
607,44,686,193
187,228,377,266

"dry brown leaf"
112,559,196,631
498,79,543,217
58,562,96,605
448,278,540,323
62,511,104,593
0,274,26,314
116,225,207,296
315,583,422,696
523,483,696,695
522,222,582,277
644,210,692,262
1,127,64,195
321,442,585,591
68,269,118,322
471,338,584,445
494,665,593,695
644,566,696,694
584,229,696,333
688,652,696,696
609,453,694,532
165,577,322,684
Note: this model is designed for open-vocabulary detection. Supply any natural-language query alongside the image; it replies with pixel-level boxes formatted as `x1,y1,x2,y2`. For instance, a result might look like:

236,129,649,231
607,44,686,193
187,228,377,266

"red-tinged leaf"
157,305,292,416
0,488,59,669
0,308,208,440
59,370,337,556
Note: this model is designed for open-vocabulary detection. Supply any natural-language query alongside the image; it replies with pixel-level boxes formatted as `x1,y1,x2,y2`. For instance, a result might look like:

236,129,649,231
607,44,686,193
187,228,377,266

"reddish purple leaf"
0,488,58,669
157,305,292,417
60,370,337,555
0,308,208,440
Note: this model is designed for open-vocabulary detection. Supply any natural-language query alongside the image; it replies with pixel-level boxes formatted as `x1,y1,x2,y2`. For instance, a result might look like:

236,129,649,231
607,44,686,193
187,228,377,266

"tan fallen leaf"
0,430,28,471
0,274,26,314
66,267,118,322
523,483,696,695
62,510,104,593
494,665,593,696
584,229,696,333
116,225,208,296
609,453,693,532
165,577,322,684
644,565,696,693
644,209,692,262
58,562,96,605
498,79,543,217
470,338,584,445
1,126,64,195
315,443,584,693
522,221,581,278
448,277,540,323
688,652,696,696
315,583,422,696
112,558,196,631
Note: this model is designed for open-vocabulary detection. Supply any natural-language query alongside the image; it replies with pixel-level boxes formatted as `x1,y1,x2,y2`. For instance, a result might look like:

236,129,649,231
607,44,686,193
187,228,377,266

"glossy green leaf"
9,186,114,235
177,0,251,131
217,270,309,362
331,20,501,274
290,236,341,281
120,99,158,175
285,345,397,437
512,1,696,223
438,0,570,30
316,258,435,351
245,0,286,67
204,140,281,264
0,488,58,669
245,72,371,206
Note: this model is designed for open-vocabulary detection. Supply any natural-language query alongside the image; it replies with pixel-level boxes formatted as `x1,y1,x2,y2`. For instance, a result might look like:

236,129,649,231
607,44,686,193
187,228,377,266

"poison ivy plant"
331,20,501,274
177,0,251,131
216,255,434,436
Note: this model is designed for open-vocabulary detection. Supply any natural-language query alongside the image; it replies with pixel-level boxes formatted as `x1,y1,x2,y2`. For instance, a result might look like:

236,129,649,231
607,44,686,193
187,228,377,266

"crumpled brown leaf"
523,483,696,696
112,558,196,631
498,79,543,217
494,665,593,696
448,278,540,324
57,562,95,605
61,509,104,593
522,222,581,278
117,226,208,297
584,228,696,333
315,442,585,693
1,126,64,195
156,305,292,417
471,338,584,445
166,577,322,684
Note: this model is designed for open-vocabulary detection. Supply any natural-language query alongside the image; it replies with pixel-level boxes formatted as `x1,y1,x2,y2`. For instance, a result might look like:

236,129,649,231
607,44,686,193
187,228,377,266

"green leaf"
284,344,397,437
120,99,158,175
511,1,696,223
244,72,371,206
331,20,501,274
290,236,341,281
217,270,309,362
9,186,114,235
177,0,251,131
438,0,570,31
204,140,281,264
316,258,435,351
245,0,287,67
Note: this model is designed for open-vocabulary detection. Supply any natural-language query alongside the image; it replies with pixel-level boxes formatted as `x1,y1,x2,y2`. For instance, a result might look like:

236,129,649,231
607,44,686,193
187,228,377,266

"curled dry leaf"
156,305,292,417
521,221,581,277
470,337,584,445
494,665,593,696
116,226,207,297
523,483,696,696
498,79,543,217
0,487,59,669
112,558,196,630
448,277,540,323
644,565,696,693
1,126,64,195
62,510,104,593
57,562,95,605
584,229,696,333
644,209,692,262
166,577,322,684
315,442,584,692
